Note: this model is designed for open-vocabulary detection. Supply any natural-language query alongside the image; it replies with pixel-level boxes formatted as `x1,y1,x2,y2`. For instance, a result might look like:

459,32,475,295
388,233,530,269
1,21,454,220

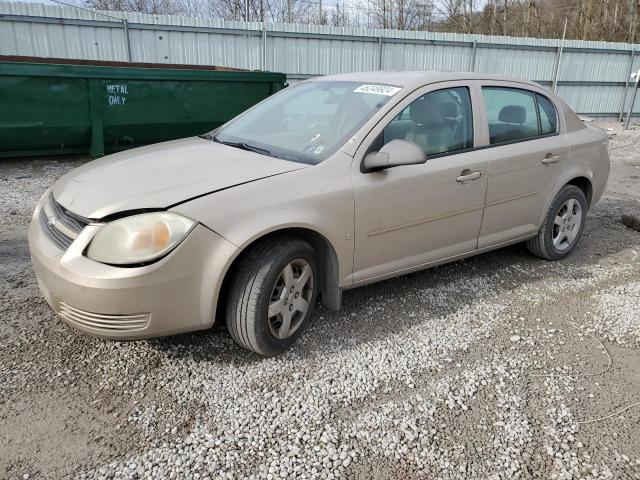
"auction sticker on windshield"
353,84,402,96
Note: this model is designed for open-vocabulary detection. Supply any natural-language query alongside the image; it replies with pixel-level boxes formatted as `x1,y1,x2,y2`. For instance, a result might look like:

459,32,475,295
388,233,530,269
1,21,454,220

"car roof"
311,71,540,89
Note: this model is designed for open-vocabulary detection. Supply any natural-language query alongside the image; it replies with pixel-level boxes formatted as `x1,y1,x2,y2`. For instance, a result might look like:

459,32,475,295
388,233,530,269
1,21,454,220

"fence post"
624,70,640,130
378,36,383,70
123,19,132,63
552,42,568,93
552,46,561,92
619,49,635,122
552,18,568,93
470,40,477,71
261,24,267,71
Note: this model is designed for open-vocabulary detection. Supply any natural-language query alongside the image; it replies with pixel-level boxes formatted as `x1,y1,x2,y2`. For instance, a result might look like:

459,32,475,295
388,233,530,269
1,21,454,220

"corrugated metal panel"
269,36,378,75
383,43,471,72
130,29,262,68
1,0,639,115
475,48,556,80
556,85,625,113
560,50,634,82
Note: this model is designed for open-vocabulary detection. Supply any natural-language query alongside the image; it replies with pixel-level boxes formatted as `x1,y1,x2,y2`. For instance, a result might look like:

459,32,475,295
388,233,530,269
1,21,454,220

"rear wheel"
527,185,587,260
226,237,318,356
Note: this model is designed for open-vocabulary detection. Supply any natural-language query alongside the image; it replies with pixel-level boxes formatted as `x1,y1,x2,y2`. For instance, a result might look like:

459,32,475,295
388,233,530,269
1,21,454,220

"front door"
351,83,488,284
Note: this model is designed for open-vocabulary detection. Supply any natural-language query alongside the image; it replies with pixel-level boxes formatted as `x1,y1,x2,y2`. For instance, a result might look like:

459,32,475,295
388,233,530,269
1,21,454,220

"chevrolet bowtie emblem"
47,216,59,226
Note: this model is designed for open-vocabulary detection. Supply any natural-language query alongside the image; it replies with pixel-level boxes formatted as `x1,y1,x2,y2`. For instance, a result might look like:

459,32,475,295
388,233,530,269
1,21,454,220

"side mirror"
362,139,427,173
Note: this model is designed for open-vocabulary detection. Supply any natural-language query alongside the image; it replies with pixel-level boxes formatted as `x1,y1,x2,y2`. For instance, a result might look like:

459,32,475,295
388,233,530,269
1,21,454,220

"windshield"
211,81,401,164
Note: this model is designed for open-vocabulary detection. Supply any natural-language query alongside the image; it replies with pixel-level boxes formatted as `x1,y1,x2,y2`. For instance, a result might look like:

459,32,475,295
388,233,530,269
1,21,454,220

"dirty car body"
29,71,610,355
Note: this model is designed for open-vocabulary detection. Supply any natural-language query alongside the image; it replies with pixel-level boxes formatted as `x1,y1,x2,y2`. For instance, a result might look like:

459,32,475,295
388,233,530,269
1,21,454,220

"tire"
526,185,587,261
226,237,318,356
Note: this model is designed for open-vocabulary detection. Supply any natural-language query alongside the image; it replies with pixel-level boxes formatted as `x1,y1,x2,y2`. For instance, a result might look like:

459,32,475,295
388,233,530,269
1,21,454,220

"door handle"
542,153,561,165
456,170,482,182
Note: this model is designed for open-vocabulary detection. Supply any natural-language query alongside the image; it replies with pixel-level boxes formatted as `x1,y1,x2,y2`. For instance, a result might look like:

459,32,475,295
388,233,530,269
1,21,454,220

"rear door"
476,83,569,248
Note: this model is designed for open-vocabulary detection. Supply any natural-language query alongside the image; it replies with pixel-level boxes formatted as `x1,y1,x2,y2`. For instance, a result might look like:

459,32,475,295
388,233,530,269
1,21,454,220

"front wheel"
226,237,318,356
527,185,587,260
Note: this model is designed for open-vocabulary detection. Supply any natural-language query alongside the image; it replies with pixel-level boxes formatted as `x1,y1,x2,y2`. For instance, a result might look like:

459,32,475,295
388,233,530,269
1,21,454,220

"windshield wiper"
211,136,273,157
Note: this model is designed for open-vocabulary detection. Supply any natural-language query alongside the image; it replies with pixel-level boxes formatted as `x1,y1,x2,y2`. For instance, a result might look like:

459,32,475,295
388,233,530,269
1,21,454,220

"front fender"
172,154,355,287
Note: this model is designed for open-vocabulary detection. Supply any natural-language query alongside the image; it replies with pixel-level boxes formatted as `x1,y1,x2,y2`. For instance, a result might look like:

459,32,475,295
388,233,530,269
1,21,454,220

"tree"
83,0,640,43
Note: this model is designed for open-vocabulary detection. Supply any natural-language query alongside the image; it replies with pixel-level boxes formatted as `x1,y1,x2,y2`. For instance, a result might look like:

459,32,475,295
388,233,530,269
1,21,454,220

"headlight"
86,212,196,265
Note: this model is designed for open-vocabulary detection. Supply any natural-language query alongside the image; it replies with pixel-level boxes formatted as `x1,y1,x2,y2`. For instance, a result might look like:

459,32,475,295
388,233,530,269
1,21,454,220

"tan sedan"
29,72,610,355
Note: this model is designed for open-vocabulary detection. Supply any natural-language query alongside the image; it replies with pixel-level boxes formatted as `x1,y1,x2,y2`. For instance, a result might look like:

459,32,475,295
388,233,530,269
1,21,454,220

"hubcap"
267,259,313,340
552,198,582,251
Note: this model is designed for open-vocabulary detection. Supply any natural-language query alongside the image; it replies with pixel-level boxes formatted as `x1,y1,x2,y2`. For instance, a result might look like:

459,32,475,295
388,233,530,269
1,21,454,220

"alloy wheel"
552,198,583,251
267,259,314,340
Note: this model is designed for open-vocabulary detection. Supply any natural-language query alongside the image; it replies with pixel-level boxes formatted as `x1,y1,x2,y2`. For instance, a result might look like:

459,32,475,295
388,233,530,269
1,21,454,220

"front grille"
49,193,88,233
39,193,90,250
39,208,73,249
57,301,150,332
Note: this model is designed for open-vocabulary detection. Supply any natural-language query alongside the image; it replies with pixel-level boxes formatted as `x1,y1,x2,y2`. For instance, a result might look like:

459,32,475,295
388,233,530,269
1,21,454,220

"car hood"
52,137,308,219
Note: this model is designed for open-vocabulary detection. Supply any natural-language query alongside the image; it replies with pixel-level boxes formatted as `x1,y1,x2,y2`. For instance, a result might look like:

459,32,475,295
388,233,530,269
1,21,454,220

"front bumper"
28,209,238,340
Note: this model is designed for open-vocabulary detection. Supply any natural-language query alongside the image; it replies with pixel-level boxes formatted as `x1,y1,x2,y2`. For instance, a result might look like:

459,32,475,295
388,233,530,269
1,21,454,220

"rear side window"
382,86,473,157
537,93,558,135
482,87,539,144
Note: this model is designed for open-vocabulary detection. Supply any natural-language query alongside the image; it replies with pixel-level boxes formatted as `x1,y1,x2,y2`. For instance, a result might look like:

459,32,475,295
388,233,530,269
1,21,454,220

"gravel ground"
1,122,639,480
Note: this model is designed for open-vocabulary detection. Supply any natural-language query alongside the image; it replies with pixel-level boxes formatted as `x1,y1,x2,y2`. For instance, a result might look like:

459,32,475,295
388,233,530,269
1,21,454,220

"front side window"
213,81,399,164
381,87,473,156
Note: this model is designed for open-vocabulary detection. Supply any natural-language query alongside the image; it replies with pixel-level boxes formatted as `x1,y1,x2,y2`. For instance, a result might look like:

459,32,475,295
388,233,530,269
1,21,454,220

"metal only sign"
106,84,129,106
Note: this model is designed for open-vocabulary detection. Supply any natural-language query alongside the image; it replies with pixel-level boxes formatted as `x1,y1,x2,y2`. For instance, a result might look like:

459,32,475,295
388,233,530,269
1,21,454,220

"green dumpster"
0,59,286,158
